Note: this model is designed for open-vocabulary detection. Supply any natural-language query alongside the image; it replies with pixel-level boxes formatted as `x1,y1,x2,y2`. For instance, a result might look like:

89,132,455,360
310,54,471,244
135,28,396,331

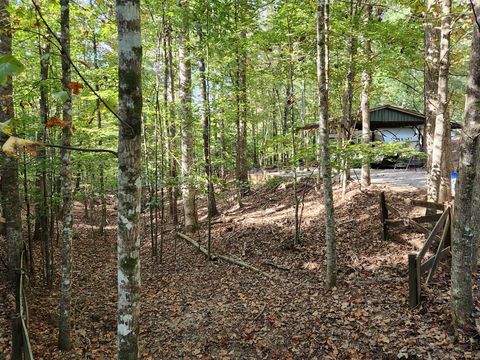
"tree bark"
36,39,52,287
317,0,336,289
58,0,73,350
165,21,178,226
450,3,480,332
235,0,250,197
428,0,451,204
424,0,440,170
178,0,198,232
116,0,143,358
198,33,219,218
360,4,372,189
0,0,23,285
92,21,107,236
339,0,356,194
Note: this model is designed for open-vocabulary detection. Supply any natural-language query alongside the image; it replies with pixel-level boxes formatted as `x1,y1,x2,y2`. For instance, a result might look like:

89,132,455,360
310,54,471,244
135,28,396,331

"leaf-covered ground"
1,179,479,359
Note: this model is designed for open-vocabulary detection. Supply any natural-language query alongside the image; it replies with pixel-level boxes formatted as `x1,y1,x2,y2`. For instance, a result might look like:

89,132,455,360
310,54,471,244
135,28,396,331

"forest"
1,0,480,358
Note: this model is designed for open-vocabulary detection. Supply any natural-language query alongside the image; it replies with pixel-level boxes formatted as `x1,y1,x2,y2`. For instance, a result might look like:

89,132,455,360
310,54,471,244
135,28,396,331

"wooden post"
426,216,450,284
380,192,388,240
446,206,452,248
408,253,421,308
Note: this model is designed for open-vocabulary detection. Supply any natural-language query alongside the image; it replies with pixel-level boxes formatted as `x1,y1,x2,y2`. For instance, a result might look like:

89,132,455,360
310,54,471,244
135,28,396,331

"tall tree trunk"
0,0,23,284
116,0,143,358
428,0,451,204
450,3,480,331
317,0,336,289
92,21,107,236
153,29,162,259
165,21,178,226
36,37,51,286
317,0,330,188
282,84,290,166
235,0,250,198
340,0,356,195
360,4,372,189
219,117,226,179
287,19,300,247
424,0,440,170
178,0,198,232
198,33,219,218
58,0,74,350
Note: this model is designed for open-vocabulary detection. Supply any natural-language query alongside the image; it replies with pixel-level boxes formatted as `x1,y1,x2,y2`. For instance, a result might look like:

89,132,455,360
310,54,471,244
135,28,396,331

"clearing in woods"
1,179,478,359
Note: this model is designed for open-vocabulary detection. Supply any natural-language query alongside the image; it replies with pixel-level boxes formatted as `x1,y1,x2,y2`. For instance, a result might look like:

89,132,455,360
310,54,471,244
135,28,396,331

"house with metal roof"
368,105,425,150
298,104,460,151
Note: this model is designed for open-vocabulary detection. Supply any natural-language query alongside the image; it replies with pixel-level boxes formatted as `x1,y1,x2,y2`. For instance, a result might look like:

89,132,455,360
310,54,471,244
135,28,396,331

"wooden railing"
12,250,34,360
408,206,451,308
379,193,452,309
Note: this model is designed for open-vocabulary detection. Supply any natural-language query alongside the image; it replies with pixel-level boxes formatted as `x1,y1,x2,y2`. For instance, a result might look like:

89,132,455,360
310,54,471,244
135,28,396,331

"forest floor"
1,178,480,359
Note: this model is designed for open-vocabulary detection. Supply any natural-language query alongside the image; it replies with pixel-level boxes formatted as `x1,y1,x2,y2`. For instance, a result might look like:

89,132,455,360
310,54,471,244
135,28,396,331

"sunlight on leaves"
2,136,44,157
0,120,13,135
0,54,25,85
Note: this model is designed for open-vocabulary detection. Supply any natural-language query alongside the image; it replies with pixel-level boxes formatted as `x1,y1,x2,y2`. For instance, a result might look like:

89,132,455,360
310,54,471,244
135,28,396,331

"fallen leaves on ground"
1,180,479,359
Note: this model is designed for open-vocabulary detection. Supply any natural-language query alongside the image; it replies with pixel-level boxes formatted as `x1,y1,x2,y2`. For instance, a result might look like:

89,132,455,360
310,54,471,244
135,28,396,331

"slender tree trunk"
272,88,280,167
360,4,372,189
219,117,226,179
450,3,480,332
178,0,198,232
92,23,107,236
155,20,165,262
58,0,74,350
287,20,300,247
424,0,440,170
153,30,163,259
0,0,23,285
22,151,33,274
198,33,219,218
340,0,356,195
317,0,329,188
428,0,451,204
36,37,51,286
317,0,336,289
282,84,290,166
235,0,250,198
116,0,143,357
166,22,178,226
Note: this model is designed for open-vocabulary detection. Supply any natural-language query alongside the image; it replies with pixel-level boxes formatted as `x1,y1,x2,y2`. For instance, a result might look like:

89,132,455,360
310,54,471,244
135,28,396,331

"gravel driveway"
250,168,428,189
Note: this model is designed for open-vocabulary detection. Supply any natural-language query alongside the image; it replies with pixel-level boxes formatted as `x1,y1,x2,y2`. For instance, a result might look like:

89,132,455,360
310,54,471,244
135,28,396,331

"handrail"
417,206,450,260
408,207,452,308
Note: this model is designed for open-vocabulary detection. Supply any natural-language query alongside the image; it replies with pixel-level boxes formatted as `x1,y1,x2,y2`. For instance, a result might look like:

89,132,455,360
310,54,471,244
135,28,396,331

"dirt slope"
1,180,479,359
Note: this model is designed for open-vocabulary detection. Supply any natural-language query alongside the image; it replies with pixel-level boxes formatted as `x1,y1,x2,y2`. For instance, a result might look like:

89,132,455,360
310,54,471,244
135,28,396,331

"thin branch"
470,0,480,32
31,0,133,132
44,143,118,157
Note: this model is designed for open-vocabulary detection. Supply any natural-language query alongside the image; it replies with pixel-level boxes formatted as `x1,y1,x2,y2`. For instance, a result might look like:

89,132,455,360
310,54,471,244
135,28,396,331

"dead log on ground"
177,232,272,278
177,232,217,260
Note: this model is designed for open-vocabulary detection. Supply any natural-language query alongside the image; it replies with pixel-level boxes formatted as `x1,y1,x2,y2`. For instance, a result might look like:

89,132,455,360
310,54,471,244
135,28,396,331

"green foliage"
0,54,24,85
265,175,286,189
332,141,425,172
5,0,472,215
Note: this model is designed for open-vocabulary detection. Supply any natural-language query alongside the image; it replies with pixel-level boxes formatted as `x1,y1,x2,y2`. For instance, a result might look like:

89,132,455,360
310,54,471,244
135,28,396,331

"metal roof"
369,105,424,129
297,104,461,131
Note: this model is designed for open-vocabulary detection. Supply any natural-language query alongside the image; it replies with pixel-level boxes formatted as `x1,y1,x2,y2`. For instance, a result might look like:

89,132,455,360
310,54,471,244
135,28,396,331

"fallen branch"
264,260,290,271
216,254,273,278
253,303,267,321
177,232,217,260
178,232,272,278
